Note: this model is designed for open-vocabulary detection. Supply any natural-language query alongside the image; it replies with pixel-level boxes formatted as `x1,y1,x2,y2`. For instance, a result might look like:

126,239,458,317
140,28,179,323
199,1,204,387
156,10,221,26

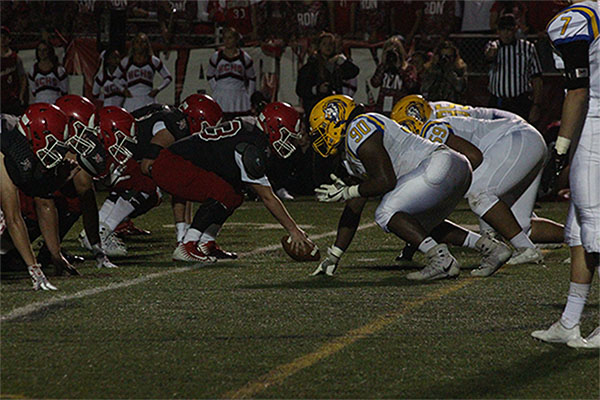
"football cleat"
114,219,151,236
79,227,127,257
406,244,459,281
28,264,58,291
471,235,513,277
198,241,238,260
567,326,600,349
172,241,217,263
506,247,544,265
531,320,581,343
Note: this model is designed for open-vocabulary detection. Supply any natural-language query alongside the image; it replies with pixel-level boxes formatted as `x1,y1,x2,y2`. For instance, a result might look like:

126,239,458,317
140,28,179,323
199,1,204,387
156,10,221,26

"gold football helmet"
395,116,424,135
309,95,356,157
391,95,432,124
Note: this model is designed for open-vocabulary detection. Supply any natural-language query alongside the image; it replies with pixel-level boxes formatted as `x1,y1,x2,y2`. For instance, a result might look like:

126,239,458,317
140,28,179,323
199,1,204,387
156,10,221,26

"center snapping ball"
281,235,320,262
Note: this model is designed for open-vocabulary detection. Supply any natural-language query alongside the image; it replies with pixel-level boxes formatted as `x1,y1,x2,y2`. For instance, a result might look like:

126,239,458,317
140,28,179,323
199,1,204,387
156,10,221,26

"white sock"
105,198,135,232
462,231,481,249
199,224,220,243
560,282,590,329
418,237,438,253
509,231,535,249
176,222,189,243
183,228,202,244
98,199,115,224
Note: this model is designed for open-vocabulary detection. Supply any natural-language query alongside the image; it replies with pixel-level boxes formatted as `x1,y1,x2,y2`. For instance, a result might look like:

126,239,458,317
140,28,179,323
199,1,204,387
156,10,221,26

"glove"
27,264,58,291
546,147,569,193
311,245,344,276
314,174,360,202
92,244,118,269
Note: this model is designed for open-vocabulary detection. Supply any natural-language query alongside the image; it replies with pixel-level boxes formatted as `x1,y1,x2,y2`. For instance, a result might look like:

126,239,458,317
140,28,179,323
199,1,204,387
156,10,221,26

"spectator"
93,48,125,107
458,0,494,33
210,0,259,41
484,14,543,124
118,32,172,112
370,36,419,115
391,0,424,46
328,0,356,39
296,32,360,119
415,0,461,51
290,0,329,41
490,1,529,36
409,50,430,87
354,0,393,43
157,0,197,45
207,27,256,119
255,0,291,42
28,40,68,105
1,26,27,115
421,40,468,103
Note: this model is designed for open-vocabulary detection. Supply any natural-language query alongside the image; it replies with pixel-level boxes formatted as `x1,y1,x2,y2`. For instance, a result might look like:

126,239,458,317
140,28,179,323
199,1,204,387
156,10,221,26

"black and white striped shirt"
486,38,542,98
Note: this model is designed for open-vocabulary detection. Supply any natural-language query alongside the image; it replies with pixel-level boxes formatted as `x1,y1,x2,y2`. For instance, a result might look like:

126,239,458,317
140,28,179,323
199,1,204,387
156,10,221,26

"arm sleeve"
153,56,173,92
555,41,591,89
528,42,543,78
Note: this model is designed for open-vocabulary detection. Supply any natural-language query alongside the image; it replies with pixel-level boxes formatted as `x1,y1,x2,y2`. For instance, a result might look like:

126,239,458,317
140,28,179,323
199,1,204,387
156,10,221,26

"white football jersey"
547,0,599,117
428,101,522,121
344,113,441,180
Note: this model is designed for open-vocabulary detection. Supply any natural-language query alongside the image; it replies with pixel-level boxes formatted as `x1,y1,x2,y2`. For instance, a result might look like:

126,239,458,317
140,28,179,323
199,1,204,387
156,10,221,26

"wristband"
345,185,361,200
555,136,571,155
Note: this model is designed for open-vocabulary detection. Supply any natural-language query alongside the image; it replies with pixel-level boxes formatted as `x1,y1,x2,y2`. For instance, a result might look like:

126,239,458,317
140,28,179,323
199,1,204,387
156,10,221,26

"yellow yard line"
223,278,474,399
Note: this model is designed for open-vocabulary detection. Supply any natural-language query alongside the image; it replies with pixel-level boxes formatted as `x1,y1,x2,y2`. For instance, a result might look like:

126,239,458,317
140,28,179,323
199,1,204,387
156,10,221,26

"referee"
484,14,543,124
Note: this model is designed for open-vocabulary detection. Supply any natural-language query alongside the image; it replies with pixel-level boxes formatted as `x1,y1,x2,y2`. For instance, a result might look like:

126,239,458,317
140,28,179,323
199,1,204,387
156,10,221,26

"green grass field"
1,197,598,399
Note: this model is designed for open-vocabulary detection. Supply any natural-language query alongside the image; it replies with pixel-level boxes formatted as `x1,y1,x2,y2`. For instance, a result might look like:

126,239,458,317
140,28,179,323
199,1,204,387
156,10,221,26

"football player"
79,94,223,255
392,95,564,261
150,101,314,262
309,95,510,281
531,0,599,348
1,104,75,290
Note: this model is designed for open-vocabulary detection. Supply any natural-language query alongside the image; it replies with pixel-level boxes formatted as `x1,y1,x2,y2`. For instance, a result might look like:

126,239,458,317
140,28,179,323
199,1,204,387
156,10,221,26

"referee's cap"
498,14,517,30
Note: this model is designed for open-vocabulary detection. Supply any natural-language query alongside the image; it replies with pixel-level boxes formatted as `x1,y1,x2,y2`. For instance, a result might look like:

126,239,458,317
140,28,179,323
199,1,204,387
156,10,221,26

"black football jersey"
167,118,270,189
131,104,191,161
0,123,64,198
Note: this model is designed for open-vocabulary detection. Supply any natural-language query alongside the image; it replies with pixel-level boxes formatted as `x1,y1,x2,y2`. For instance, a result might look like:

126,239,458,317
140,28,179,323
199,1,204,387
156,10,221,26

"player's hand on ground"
52,252,80,276
311,245,342,276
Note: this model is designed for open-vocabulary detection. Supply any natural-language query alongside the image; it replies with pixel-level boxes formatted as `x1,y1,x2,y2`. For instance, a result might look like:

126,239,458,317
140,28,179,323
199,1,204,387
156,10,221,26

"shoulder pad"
236,142,266,180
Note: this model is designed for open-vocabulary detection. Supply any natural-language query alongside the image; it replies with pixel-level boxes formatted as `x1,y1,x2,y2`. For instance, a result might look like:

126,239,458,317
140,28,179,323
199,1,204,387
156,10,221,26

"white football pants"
375,147,472,233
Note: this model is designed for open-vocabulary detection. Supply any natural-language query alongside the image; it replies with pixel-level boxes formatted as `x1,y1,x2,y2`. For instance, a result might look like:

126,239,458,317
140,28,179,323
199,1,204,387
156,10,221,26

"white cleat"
567,326,600,349
172,241,217,264
406,244,459,281
103,233,128,257
506,247,544,265
28,265,58,291
471,235,513,277
531,320,581,343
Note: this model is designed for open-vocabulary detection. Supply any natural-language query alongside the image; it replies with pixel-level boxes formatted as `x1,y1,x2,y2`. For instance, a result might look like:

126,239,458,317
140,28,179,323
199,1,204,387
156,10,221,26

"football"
281,235,320,262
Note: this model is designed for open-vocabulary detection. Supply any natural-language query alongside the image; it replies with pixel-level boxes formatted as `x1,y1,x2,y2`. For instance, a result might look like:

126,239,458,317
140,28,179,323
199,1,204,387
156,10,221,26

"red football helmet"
55,94,99,158
179,94,223,133
18,103,69,169
258,102,301,159
97,106,137,165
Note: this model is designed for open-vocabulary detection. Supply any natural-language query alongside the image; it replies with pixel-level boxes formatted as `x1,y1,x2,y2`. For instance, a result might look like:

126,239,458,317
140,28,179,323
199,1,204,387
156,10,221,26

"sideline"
223,278,474,399
0,223,377,322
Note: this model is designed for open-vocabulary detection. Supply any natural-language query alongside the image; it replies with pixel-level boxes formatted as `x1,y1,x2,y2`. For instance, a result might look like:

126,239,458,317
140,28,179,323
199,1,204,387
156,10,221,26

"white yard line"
1,222,377,322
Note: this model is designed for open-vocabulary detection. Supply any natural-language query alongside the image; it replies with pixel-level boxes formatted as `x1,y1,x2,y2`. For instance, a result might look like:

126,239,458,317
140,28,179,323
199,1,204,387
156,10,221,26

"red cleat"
198,241,238,259
114,219,151,236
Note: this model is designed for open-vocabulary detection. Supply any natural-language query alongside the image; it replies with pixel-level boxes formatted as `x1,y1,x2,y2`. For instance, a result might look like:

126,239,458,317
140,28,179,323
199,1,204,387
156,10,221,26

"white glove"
27,264,58,291
311,245,344,276
315,174,360,202
92,244,118,269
